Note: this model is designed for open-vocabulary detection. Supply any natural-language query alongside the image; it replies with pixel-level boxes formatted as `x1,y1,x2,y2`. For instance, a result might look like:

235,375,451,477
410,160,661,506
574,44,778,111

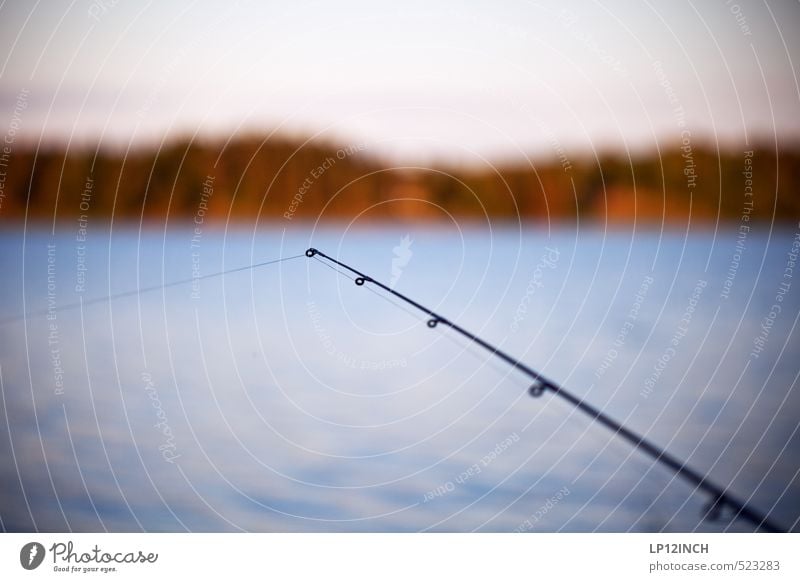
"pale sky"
1,0,799,165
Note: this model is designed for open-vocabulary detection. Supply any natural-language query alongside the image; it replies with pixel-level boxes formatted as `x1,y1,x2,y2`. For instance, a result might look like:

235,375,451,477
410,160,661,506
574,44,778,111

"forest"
1,135,798,225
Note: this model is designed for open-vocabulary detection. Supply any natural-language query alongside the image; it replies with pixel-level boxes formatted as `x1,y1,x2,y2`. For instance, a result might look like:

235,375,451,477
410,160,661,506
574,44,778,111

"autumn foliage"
1,135,798,224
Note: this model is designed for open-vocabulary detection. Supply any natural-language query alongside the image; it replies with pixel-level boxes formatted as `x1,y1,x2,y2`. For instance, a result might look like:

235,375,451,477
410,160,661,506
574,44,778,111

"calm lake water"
1,223,799,532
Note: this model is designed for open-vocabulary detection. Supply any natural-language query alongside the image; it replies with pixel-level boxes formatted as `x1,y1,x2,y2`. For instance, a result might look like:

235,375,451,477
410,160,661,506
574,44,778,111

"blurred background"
0,0,798,532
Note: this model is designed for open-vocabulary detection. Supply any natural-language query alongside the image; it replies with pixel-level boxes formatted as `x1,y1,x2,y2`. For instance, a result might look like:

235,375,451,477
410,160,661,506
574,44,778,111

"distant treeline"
1,135,798,223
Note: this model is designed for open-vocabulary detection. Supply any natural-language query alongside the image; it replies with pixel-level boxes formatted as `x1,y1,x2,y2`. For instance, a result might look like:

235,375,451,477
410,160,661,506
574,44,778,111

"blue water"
0,222,798,532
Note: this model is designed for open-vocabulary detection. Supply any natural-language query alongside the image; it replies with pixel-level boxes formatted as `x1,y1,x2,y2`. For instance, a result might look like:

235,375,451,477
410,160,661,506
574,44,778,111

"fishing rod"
306,247,785,533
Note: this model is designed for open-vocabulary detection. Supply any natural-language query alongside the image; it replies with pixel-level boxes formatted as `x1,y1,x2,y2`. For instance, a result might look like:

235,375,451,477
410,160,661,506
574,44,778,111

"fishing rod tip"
305,248,318,257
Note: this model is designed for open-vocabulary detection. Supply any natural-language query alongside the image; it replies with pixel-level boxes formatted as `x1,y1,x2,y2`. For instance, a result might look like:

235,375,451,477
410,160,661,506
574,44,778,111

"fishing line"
306,247,786,533
1,254,305,326
312,255,423,323
311,255,357,282
313,255,502,372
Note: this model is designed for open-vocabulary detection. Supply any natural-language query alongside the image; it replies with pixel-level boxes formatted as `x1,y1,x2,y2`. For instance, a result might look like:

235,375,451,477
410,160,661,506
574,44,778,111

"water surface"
1,223,798,532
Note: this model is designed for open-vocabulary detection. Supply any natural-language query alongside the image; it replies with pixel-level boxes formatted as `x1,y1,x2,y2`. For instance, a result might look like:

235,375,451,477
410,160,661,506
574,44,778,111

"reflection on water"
1,223,798,532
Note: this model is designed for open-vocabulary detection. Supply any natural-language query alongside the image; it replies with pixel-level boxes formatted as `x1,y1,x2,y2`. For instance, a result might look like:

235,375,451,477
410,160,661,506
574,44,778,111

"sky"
1,0,799,165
